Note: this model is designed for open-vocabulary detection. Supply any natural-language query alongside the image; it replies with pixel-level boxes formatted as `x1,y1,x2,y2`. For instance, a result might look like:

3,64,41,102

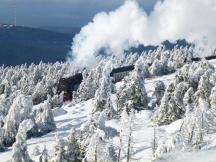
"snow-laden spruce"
0,62,66,150
11,119,34,162
50,128,81,162
93,61,117,119
3,94,33,146
117,58,148,112
32,96,56,136
154,60,216,159
153,81,165,107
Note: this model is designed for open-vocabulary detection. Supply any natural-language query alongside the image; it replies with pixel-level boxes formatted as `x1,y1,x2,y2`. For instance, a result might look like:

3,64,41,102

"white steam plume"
69,0,216,68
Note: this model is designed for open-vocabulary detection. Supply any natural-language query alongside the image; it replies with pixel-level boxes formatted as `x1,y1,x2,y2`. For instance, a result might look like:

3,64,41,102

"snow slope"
1,68,216,162
0,100,93,162
0,72,175,162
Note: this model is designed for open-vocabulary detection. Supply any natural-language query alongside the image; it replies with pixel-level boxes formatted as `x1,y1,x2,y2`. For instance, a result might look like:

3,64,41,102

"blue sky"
0,0,158,27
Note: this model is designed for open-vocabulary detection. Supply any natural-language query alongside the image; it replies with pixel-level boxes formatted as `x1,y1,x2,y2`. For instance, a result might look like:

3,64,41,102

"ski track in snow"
131,110,153,162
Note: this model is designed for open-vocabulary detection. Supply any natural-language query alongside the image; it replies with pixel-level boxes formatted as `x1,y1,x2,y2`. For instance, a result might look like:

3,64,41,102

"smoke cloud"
69,0,216,68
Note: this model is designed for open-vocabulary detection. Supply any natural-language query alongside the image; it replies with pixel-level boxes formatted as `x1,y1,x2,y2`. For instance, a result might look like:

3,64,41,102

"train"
57,65,134,102
57,55,216,102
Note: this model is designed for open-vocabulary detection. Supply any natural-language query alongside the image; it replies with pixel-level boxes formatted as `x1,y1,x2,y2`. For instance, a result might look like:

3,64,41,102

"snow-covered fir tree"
32,145,41,156
117,60,148,112
0,127,5,152
51,137,67,162
75,60,107,102
183,87,195,114
210,85,216,110
80,111,106,153
51,128,81,162
0,94,10,119
3,94,33,146
39,146,49,162
119,102,135,162
93,61,116,118
33,96,56,136
11,119,34,162
84,129,117,162
154,80,189,125
154,59,216,158
64,128,81,162
154,83,175,125
153,81,165,106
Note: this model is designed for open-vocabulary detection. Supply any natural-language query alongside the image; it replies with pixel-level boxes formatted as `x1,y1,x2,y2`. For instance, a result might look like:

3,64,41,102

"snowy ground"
1,68,216,161
0,100,93,162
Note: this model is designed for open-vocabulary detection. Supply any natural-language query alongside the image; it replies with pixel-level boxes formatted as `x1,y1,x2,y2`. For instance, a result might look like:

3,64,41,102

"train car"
57,73,83,102
191,55,216,62
110,65,134,83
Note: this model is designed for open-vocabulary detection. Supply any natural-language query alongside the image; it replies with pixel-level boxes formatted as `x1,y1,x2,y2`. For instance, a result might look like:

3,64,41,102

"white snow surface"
1,70,216,162
0,100,93,162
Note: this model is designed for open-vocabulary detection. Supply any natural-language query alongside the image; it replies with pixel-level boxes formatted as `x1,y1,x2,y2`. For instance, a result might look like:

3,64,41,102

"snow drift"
68,0,216,67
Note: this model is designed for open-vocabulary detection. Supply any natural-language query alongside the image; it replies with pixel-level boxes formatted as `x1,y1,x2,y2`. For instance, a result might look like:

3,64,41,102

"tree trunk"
153,125,157,155
94,144,97,162
126,130,132,162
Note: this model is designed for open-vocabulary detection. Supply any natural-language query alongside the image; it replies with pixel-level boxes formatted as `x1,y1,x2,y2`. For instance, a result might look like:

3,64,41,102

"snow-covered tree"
173,82,189,113
183,87,195,114
119,102,135,162
180,99,206,148
0,94,10,118
0,127,5,152
80,111,107,152
84,131,102,162
32,145,41,156
194,75,213,103
33,97,56,136
64,128,81,162
81,109,118,162
134,57,150,78
93,62,116,118
150,60,164,76
84,128,117,162
154,132,186,159
11,119,34,162
51,137,67,162
3,94,33,146
39,146,49,162
153,81,165,106
32,80,47,105
117,61,148,112
76,60,107,102
188,60,214,88
103,141,118,162
51,129,81,162
51,92,63,108
210,86,216,110
154,80,189,126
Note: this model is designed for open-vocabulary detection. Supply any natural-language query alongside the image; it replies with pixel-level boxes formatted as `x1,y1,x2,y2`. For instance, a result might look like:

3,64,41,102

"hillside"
0,26,74,66
0,47,216,161
39,26,81,36
0,25,191,67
